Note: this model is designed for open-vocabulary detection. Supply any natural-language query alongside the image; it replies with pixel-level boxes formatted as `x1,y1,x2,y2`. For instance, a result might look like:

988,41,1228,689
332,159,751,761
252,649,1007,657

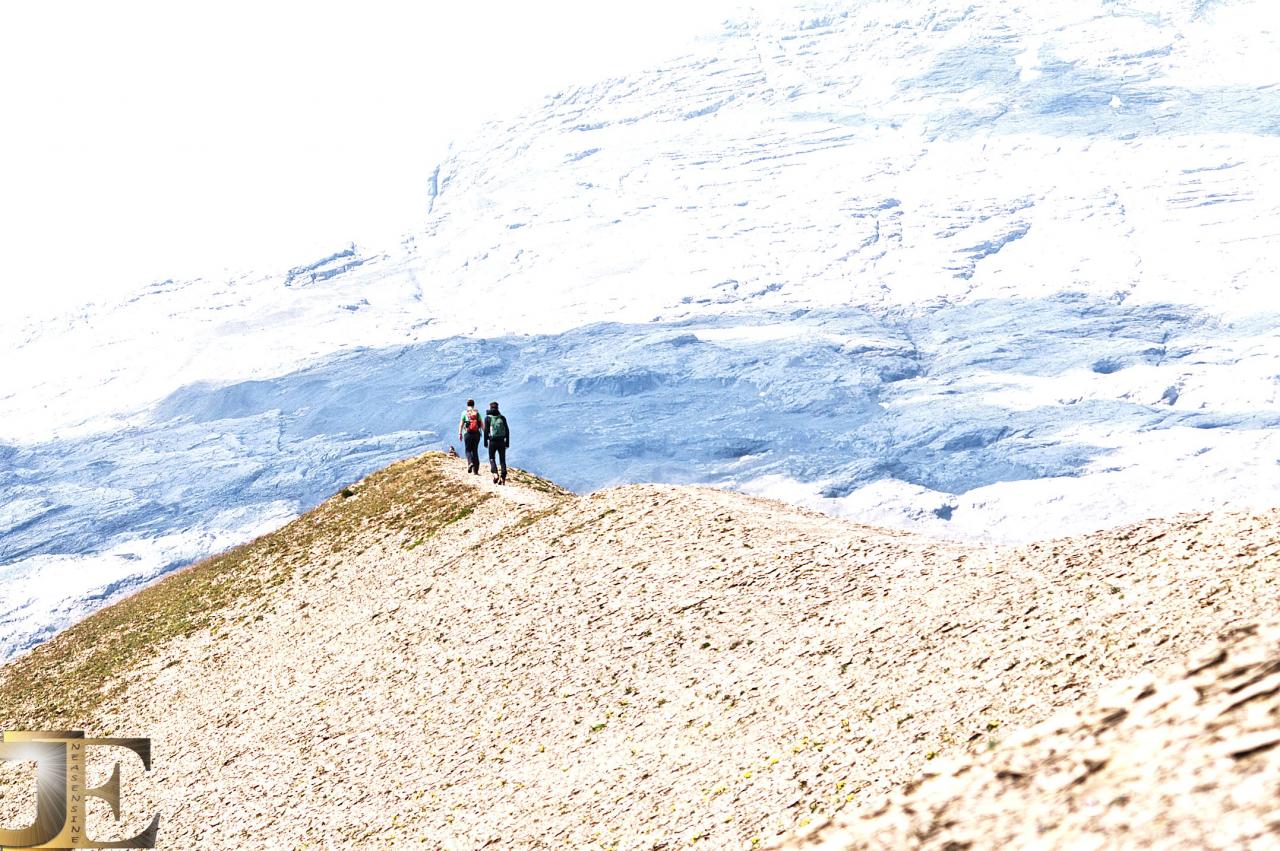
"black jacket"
484,411,510,447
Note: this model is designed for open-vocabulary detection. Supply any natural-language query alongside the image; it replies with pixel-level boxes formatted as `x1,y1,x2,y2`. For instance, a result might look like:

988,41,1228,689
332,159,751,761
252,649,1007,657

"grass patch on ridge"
0,452,488,728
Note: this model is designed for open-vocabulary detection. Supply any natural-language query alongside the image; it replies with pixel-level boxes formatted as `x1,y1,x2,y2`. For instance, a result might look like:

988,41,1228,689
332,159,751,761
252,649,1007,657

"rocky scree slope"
0,452,1277,849
780,621,1280,850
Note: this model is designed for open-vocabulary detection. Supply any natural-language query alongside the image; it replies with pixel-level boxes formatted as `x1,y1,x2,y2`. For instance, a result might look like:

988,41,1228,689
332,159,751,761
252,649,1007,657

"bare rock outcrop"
781,622,1280,850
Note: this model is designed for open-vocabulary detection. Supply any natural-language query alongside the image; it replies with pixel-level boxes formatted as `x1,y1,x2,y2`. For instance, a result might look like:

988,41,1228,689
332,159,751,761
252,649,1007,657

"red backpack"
464,409,481,432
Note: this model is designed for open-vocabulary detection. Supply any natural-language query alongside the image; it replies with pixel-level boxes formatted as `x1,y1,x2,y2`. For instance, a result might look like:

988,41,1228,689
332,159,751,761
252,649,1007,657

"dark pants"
488,440,508,479
463,432,482,473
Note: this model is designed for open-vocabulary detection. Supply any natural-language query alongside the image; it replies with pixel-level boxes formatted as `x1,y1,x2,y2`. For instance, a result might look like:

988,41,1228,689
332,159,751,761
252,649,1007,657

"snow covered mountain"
4,0,1280,660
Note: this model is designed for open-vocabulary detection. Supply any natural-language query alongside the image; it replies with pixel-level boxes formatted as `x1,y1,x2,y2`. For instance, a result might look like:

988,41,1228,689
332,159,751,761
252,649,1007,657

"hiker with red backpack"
458,399,483,475
484,401,510,485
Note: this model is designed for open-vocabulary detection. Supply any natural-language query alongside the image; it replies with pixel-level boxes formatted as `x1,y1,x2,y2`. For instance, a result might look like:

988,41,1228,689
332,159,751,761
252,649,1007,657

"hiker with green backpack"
484,401,510,485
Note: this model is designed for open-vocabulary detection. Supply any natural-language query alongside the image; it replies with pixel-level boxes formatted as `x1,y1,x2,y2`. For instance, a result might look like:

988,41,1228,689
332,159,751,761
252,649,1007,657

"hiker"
484,401,510,485
458,398,483,475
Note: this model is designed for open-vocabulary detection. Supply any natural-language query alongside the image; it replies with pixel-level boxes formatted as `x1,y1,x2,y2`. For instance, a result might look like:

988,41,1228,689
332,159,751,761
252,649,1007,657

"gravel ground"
1,453,1277,849
781,621,1280,850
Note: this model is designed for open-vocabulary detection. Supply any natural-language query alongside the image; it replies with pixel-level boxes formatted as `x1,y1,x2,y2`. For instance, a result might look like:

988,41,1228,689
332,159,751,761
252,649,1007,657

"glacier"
4,0,1280,660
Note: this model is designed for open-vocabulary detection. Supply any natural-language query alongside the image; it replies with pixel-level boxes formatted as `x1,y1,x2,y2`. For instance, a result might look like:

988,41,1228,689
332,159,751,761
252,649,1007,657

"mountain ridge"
2,452,1276,848
5,0,1280,692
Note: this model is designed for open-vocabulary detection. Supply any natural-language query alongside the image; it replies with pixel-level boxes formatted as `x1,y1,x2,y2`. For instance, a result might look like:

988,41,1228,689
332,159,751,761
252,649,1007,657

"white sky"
0,0,760,316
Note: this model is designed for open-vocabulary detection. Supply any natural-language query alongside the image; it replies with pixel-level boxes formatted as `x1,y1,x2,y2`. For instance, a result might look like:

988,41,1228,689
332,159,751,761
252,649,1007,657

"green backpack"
489,413,508,440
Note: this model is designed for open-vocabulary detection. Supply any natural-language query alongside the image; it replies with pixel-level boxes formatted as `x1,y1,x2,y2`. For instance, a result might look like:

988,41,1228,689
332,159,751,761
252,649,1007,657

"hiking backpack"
464,410,481,432
489,413,508,440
